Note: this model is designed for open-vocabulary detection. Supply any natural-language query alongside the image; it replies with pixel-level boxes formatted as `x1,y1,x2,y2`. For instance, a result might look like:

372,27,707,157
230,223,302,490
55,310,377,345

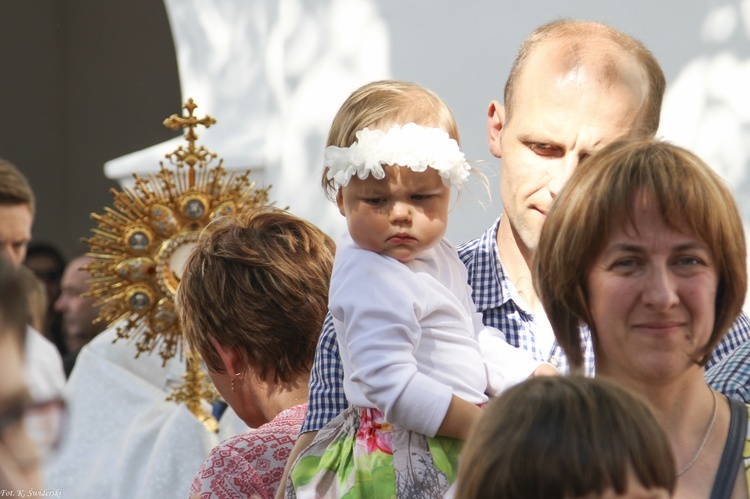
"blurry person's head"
54,255,105,352
455,376,675,499
24,243,66,311
19,266,47,333
0,260,41,490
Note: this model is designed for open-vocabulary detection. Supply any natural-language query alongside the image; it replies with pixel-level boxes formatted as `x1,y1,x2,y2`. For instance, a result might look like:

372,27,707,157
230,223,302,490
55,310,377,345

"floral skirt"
287,405,463,498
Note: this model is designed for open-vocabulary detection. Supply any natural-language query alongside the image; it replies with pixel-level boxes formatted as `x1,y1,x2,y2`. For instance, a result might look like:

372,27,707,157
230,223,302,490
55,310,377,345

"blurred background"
1,0,748,307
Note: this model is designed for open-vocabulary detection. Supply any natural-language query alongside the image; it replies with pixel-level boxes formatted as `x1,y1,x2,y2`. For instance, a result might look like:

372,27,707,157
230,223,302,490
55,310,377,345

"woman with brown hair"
454,375,675,498
534,139,748,496
177,207,335,499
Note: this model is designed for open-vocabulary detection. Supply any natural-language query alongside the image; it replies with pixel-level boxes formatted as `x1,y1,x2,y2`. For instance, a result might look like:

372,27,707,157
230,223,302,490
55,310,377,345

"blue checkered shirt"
458,219,591,374
301,218,750,432
707,313,750,403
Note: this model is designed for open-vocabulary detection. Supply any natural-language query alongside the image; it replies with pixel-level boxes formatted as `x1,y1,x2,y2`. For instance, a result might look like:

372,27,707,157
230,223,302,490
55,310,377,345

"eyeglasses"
0,397,66,472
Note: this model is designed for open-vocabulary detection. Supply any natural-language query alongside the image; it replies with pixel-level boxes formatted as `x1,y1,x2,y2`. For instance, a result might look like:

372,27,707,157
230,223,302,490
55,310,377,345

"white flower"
324,123,471,190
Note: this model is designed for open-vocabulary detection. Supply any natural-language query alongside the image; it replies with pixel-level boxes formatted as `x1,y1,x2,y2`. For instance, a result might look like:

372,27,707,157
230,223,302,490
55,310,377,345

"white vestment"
44,326,248,498
24,325,65,400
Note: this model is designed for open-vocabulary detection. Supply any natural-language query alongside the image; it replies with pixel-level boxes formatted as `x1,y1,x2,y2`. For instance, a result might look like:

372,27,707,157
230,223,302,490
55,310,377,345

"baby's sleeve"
331,252,453,437
476,321,556,396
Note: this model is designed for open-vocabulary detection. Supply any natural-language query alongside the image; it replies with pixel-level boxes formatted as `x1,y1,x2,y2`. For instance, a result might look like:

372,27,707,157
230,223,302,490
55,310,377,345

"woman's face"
586,196,719,383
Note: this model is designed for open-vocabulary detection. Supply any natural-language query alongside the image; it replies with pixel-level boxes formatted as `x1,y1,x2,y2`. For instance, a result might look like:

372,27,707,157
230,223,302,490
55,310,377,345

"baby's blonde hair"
322,80,460,200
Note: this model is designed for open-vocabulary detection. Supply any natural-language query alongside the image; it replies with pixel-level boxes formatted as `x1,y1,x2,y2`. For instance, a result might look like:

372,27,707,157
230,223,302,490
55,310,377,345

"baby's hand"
531,363,559,377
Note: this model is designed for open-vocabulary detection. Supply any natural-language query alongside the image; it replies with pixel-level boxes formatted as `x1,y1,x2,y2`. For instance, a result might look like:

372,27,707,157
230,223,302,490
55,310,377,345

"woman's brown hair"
178,206,336,384
455,376,675,498
533,139,746,371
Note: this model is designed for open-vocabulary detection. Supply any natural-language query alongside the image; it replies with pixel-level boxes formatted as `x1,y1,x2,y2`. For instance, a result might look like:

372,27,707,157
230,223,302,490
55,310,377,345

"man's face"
488,41,648,257
54,257,102,352
0,204,32,269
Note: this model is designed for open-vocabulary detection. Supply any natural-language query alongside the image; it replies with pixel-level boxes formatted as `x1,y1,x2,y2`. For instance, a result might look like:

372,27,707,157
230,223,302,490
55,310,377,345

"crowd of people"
1,16,749,499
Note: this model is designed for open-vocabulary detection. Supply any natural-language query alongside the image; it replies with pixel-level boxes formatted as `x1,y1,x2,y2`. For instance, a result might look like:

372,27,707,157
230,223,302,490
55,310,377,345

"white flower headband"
324,123,471,190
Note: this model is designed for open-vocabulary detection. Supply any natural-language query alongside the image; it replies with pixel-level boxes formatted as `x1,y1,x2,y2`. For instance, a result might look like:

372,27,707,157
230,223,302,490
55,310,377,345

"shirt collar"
469,217,531,315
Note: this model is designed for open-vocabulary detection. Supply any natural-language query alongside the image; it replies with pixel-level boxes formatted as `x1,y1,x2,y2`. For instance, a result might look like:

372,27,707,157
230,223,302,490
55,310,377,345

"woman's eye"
676,256,701,266
612,258,638,269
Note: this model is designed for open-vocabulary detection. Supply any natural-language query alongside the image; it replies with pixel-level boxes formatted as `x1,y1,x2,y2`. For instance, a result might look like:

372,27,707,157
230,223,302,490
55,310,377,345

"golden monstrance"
84,99,271,431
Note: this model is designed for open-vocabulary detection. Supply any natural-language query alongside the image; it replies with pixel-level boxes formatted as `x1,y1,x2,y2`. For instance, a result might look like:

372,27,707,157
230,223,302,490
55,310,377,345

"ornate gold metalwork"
84,99,271,431
166,353,220,433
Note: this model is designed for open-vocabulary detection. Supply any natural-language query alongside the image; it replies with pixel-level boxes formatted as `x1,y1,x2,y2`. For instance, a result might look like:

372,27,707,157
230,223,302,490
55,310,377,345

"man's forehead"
63,258,93,282
524,37,648,97
0,204,33,238
0,202,33,221
511,53,646,142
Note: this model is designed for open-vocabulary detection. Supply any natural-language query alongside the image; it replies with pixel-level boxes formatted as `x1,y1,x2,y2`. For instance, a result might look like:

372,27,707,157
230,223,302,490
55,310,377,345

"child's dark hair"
455,376,675,498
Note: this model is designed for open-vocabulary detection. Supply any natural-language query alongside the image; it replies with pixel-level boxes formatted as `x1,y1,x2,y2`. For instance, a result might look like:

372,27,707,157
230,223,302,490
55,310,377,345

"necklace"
676,389,718,477
288,393,308,407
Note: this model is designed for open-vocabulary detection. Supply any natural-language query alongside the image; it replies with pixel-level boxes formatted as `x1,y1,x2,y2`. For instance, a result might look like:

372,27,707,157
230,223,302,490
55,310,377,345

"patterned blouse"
190,403,306,499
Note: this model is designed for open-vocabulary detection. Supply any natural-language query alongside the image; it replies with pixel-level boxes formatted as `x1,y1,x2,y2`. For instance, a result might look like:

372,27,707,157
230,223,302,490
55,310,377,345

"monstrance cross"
162,98,217,186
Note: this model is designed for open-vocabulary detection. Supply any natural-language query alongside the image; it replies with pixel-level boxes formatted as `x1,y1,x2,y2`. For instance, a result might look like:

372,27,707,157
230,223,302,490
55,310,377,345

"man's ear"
336,189,346,217
487,100,506,159
208,335,241,375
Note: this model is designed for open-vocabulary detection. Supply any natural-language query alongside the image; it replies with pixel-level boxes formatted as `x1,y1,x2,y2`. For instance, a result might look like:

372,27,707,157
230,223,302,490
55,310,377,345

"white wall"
108,0,750,308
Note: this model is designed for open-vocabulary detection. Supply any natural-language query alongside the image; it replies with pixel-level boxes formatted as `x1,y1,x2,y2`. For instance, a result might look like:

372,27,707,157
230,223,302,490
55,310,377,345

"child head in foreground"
322,79,470,263
455,375,675,499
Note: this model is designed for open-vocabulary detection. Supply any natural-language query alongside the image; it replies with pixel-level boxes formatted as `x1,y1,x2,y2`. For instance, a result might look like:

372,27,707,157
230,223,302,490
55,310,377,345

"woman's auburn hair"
533,138,747,371
455,375,676,498
177,206,336,384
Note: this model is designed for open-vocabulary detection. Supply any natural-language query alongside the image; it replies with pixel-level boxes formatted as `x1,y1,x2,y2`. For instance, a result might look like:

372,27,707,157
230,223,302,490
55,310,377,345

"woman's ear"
487,100,506,159
208,335,241,375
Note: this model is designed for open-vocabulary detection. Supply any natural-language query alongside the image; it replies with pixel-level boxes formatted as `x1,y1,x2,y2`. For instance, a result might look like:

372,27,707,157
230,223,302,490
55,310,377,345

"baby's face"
336,165,450,263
